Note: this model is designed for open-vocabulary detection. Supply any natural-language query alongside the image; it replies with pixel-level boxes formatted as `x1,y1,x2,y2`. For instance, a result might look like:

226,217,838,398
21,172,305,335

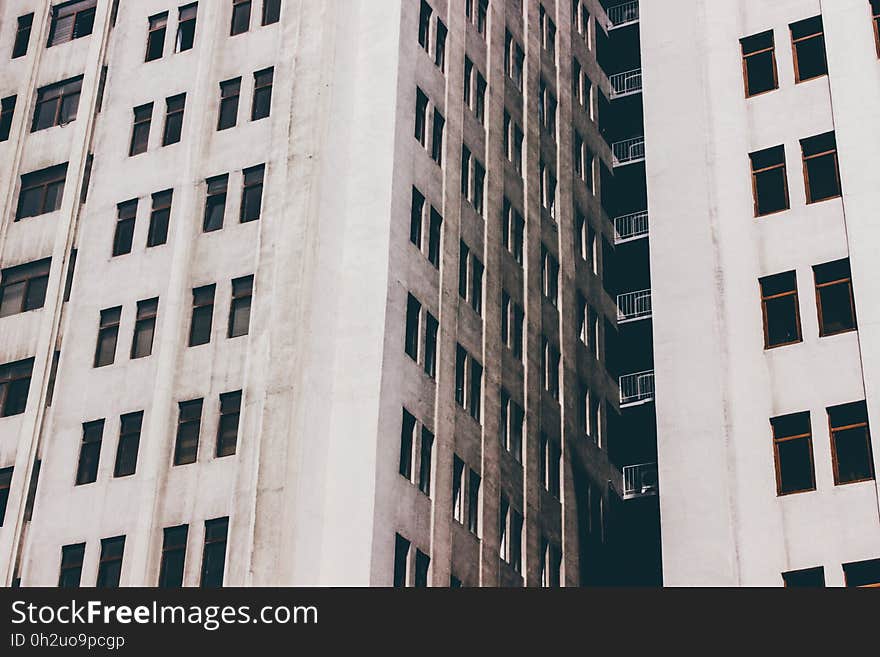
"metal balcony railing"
622,462,658,500
619,370,655,407
607,1,640,29
613,210,649,243
609,68,642,98
617,289,652,323
612,136,645,166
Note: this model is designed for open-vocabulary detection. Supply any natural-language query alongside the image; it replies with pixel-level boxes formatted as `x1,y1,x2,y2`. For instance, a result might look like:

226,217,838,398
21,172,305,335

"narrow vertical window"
129,103,153,156
176,3,198,52
414,550,430,587
418,0,432,51
405,293,421,361
59,543,86,588
94,307,122,368
415,88,428,146
801,132,841,203
790,16,828,82
410,187,424,248
399,409,416,480
147,190,173,247
112,200,138,257
203,174,229,232
740,31,778,97
828,401,875,485
261,0,281,25
131,298,158,359
162,93,186,146
467,469,481,534
159,525,188,588
217,78,242,131
12,14,34,59
0,96,15,142
418,427,433,496
750,145,789,216
228,275,254,338
452,455,465,522
252,67,274,120
814,259,857,337
76,419,104,485
114,411,143,478
431,108,445,164
435,20,447,71
393,534,410,587
0,467,13,527
201,517,229,588
174,399,203,466
231,0,252,36
216,390,242,457
760,271,802,348
455,345,467,408
189,284,215,346
424,313,438,378
771,411,816,495
428,208,442,268
96,536,125,588
145,12,168,62
240,164,265,223
469,357,482,422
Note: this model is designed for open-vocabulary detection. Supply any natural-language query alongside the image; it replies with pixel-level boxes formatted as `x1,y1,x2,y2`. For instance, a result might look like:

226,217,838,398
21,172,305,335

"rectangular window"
240,164,265,222
814,259,857,337
466,0,488,36
414,550,430,587
399,409,416,480
1,96,16,141
217,390,242,457
96,536,125,588
201,517,229,588
231,0,252,36
12,14,34,59
760,271,802,349
801,132,841,203
112,199,138,257
405,294,421,361
542,246,559,305
750,145,789,216
189,284,215,346
454,345,482,421
217,78,242,131
94,306,122,368
48,0,97,47
174,399,203,466
393,534,410,587
0,358,34,418
843,558,880,587
145,12,168,62
541,162,557,217
114,411,142,478
76,419,104,485
542,338,560,400
16,163,69,220
418,0,432,50
147,190,173,247
791,16,828,82
541,538,561,587
228,275,254,338
203,174,229,232
499,496,523,572
828,401,874,485
431,108,444,164
540,5,556,55
783,567,825,587
262,0,281,25
771,411,815,495
129,103,153,156
410,187,424,248
162,93,186,146
33,76,83,133
505,31,525,90
501,292,524,360
424,312,438,379
502,200,524,265
176,3,198,52
0,258,51,318
159,525,188,587
539,81,557,135
418,427,433,496
542,435,561,497
0,467,12,527
58,543,86,588
415,88,428,146
428,208,442,268
741,31,778,97
435,20,447,71
500,390,524,461
452,456,481,534
252,67,274,120
131,298,158,359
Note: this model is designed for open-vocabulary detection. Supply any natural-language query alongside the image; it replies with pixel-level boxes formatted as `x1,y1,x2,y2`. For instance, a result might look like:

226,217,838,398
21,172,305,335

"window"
542,246,559,305
414,88,428,146
435,20,447,71
502,200,524,265
541,434,561,497
112,199,138,257
217,390,242,457
771,412,815,495
503,112,524,174
231,0,252,35
418,427,433,495
0,358,34,418
399,409,416,480
454,345,482,422
201,517,229,588
131,298,158,359
252,67,274,120
460,147,485,215
176,3,198,52
539,81,557,135
843,558,880,587
0,258,51,318
750,145,789,216
63,249,77,302
147,189,173,247
404,293,421,361
501,292,524,359
0,467,12,527
217,78,242,131
814,259,856,337
162,94,186,146
0,96,15,141
541,539,562,587
393,533,410,587
464,58,487,124
500,390,524,461
790,16,827,82
741,31,778,97
189,284,215,346
541,162,557,217
94,306,122,367
542,338,560,400
505,31,525,90
159,525,188,587
262,0,281,25
783,567,825,587
96,66,107,113
114,411,142,477
424,313,438,379
229,275,254,338
760,271,801,349
58,543,86,588
410,187,424,249
76,419,104,485
146,12,168,62
431,108,444,164
80,153,93,203
16,163,68,220
12,14,33,59
458,241,483,315
466,0,488,37
203,174,229,232
96,536,125,588
174,399,203,466
418,1,432,50
499,496,523,572
414,550,430,587
873,0,880,58
129,103,153,156
33,76,83,132
801,132,841,203
240,164,265,223
539,4,556,54
428,208,442,268
399,410,434,495
574,132,593,190
48,0,97,47
828,401,874,485
452,455,481,534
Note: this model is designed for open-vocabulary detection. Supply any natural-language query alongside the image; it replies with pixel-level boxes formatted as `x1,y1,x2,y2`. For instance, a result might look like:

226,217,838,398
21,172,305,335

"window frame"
740,30,779,98
771,412,816,496
760,272,802,349
828,402,875,486
790,16,828,83
801,132,841,204
750,146,790,217
814,259,857,337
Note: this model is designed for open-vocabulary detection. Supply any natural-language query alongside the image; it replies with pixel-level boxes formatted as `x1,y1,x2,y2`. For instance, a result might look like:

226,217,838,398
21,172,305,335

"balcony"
609,68,642,98
613,210,649,243
612,136,645,167
619,370,654,407
617,289,652,323
606,1,639,30
622,462,658,500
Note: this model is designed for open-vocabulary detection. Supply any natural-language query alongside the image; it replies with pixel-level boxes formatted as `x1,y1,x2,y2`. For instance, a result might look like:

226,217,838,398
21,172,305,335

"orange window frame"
741,38,778,98
802,144,841,204
751,157,790,217
772,421,816,496
829,415,875,485
815,274,856,337
760,282,802,349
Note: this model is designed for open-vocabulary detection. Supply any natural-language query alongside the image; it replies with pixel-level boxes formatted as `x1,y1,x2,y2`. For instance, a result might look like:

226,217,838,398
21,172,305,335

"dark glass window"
0,96,15,141
58,543,85,588
828,401,874,485
0,358,34,418
162,93,186,146
428,208,442,268
16,163,68,220
399,409,416,480
252,67,274,120
174,399,203,466
410,187,424,248
801,132,841,203
418,427,433,496
76,419,104,485
216,390,242,457
0,467,12,527
94,306,122,367
131,297,158,359
159,525,188,587
203,174,229,232
147,189,173,247
48,0,97,47
96,536,125,588
217,78,241,131
176,3,198,52
760,271,801,348
843,558,880,587
415,88,428,146
114,411,143,478
771,412,815,495
418,0,432,50
750,146,789,216
145,12,168,62
414,550,430,587
112,199,138,257
740,31,778,97
200,517,229,588
0,258,51,318
262,0,281,25
240,164,265,222
12,14,34,59
129,103,153,156
405,293,421,361
791,16,828,82
393,533,409,587
431,108,445,164
33,77,83,133
231,0,252,36
189,284,215,346
783,567,825,587
228,275,253,338
814,259,856,336
424,313,438,379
